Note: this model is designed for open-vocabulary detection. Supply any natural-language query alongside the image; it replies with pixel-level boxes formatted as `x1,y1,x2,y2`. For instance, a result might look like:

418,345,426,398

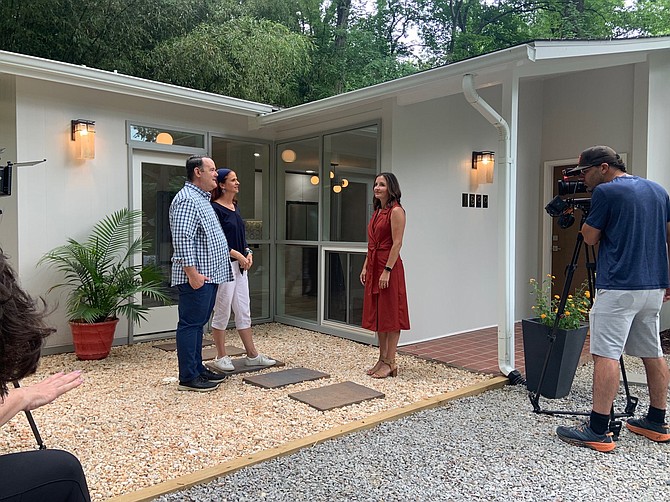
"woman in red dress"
359,172,410,378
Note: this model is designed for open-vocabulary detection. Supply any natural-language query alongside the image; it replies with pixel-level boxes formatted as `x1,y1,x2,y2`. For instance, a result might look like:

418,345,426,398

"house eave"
256,36,670,128
0,50,275,116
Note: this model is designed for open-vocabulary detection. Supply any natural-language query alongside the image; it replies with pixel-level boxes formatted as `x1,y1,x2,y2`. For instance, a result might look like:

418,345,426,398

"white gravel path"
157,356,670,502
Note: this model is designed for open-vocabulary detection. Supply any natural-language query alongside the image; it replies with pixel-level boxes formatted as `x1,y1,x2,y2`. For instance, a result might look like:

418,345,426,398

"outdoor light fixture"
71,120,95,159
472,151,494,170
472,150,495,184
156,132,173,145
281,149,296,163
310,175,320,185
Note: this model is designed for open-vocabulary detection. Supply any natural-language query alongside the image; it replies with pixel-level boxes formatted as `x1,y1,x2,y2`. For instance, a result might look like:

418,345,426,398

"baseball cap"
565,146,626,175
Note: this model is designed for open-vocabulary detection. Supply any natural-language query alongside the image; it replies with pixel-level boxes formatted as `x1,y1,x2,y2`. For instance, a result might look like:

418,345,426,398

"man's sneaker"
200,369,228,383
209,355,235,372
244,353,276,367
556,423,615,452
626,416,670,443
177,376,220,392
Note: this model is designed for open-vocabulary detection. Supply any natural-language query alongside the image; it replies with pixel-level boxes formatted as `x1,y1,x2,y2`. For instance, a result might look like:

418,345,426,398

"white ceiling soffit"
0,50,275,116
256,37,670,128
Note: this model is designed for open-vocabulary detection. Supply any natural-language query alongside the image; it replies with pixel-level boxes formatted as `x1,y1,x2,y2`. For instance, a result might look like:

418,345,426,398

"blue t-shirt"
585,175,670,290
211,202,248,256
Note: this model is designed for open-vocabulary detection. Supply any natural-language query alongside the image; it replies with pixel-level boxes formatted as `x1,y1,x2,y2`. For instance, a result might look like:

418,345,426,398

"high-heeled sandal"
371,358,397,379
366,359,383,375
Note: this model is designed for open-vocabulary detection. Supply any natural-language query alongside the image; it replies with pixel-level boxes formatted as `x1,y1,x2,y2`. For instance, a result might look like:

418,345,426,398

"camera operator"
556,146,670,452
0,249,91,500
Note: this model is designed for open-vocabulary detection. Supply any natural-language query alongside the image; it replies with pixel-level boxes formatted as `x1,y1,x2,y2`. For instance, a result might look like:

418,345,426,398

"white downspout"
462,74,521,381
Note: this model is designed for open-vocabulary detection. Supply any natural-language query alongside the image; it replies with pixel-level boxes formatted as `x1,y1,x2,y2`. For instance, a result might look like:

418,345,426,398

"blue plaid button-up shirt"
169,182,233,286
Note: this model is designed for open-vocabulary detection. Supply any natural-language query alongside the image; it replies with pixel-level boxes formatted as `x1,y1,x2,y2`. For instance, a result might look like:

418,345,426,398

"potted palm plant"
40,208,169,360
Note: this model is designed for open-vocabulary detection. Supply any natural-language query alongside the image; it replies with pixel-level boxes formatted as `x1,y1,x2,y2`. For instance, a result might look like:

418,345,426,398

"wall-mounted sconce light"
71,120,95,159
332,184,342,193
310,175,320,185
472,150,494,183
281,149,296,163
156,132,173,145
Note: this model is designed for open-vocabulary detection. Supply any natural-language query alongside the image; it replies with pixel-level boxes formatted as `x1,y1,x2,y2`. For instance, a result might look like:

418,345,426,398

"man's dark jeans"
176,282,218,382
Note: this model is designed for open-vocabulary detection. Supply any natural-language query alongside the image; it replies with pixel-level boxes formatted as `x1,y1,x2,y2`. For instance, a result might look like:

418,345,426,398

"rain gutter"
462,74,521,381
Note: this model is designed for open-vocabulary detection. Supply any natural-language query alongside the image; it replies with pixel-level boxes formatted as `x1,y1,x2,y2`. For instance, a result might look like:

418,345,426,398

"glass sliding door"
211,137,271,321
275,125,379,334
276,138,320,321
322,126,378,243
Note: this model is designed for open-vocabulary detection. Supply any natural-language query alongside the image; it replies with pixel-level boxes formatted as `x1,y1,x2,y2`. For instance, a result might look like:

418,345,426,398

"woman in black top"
208,169,276,372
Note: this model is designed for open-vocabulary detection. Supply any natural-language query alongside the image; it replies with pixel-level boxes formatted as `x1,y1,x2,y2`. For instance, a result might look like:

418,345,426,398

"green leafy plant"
40,208,169,324
529,275,591,330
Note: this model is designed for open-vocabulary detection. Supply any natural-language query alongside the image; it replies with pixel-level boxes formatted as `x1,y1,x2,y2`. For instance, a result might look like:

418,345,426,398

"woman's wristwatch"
245,248,253,256
384,266,392,272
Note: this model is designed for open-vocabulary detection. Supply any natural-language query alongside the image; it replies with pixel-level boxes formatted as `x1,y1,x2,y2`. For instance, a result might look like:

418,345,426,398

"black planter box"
522,318,588,399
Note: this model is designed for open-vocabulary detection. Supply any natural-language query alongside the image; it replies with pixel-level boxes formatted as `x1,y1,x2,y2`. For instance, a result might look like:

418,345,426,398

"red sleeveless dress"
361,202,410,332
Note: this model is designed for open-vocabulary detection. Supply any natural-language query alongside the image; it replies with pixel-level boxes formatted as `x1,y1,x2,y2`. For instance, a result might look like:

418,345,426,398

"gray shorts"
589,289,664,359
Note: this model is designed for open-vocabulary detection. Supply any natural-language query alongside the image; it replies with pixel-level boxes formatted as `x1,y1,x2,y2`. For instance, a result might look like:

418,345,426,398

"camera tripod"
12,381,46,449
529,212,638,440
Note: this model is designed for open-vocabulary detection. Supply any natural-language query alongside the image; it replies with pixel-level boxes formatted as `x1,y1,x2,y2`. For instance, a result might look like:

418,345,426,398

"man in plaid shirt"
170,155,233,392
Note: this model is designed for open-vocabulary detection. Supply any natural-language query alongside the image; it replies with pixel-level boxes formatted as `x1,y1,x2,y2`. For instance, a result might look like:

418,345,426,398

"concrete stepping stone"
243,367,329,389
202,345,245,360
205,356,284,375
288,381,384,411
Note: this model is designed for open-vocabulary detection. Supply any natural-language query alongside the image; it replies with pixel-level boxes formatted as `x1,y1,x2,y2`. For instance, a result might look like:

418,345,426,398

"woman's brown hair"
372,172,402,210
0,250,53,398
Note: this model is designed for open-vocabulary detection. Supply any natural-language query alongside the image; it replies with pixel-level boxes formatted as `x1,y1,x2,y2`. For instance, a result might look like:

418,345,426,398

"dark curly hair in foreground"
0,249,54,398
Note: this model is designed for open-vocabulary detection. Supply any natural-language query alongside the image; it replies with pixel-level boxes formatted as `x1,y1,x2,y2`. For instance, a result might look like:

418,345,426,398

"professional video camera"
544,168,591,229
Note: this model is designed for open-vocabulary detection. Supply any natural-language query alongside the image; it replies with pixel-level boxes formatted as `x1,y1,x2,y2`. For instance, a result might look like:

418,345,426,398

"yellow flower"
565,311,571,316
554,295,560,299
568,295,573,299
540,313,547,319
585,290,590,298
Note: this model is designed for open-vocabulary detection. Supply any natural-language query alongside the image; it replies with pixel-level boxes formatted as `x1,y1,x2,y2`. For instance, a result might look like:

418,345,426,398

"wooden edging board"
108,375,509,502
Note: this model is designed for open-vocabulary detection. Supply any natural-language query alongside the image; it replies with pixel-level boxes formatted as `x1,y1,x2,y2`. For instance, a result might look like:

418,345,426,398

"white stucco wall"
0,75,18,264
646,52,670,329
394,87,502,342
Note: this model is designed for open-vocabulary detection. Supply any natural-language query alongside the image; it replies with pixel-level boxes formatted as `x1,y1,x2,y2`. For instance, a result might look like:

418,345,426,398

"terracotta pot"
69,319,119,360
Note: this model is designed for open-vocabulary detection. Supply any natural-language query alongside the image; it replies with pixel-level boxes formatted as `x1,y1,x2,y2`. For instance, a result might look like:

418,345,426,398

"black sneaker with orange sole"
626,416,670,443
556,422,616,452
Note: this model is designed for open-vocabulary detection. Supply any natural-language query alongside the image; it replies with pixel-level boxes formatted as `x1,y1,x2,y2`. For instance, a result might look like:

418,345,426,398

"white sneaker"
209,355,235,372
244,354,276,367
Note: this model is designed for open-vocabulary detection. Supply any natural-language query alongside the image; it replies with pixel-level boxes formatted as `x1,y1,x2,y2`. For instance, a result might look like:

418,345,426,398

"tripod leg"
12,381,46,449
619,357,639,416
608,404,622,440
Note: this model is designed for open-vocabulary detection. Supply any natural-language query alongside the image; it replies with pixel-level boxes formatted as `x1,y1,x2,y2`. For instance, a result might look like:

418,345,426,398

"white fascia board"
0,50,274,116
256,45,534,127
531,37,670,61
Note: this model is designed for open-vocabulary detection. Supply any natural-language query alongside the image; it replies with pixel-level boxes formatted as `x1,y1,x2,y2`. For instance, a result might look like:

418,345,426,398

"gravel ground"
157,355,670,502
0,324,488,500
